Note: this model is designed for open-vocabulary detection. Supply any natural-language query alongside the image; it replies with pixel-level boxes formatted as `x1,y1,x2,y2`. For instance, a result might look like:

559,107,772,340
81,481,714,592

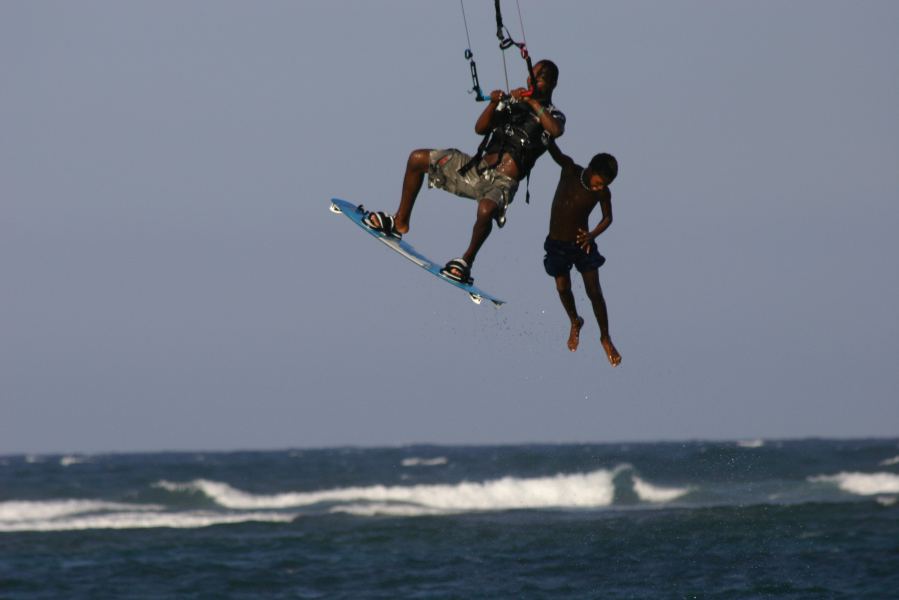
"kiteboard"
330,198,505,307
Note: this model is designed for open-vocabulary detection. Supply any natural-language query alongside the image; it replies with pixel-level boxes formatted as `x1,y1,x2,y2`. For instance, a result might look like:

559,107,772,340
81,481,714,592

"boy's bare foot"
567,317,585,352
601,336,621,367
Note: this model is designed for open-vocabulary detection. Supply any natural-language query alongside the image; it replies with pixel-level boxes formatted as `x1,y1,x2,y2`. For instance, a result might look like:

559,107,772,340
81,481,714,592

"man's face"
529,63,556,95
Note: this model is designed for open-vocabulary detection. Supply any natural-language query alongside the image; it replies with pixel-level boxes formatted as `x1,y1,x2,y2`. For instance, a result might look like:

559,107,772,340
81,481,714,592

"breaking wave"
9,461,896,532
809,472,899,495
0,499,160,523
0,498,294,532
157,469,621,514
632,476,690,503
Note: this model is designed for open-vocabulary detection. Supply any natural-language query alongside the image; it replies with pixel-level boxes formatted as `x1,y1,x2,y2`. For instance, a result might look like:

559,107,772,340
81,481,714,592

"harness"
458,98,557,204
484,100,555,177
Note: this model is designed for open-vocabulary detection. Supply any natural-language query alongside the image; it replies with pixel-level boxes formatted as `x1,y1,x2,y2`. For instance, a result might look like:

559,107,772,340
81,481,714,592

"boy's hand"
576,228,595,252
490,90,506,103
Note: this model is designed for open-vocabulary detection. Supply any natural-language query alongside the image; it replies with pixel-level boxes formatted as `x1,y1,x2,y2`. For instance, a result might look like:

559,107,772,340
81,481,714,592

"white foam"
632,476,690,503
809,472,899,495
0,510,294,532
401,457,448,467
876,496,897,507
0,499,160,523
60,455,87,467
156,469,618,513
879,455,899,466
737,439,765,448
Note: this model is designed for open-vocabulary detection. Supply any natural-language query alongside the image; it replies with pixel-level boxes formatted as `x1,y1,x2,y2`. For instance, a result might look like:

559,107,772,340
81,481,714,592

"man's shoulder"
546,103,566,121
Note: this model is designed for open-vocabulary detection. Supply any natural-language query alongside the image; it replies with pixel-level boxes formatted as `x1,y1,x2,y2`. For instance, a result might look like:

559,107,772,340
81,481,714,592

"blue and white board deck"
330,198,505,307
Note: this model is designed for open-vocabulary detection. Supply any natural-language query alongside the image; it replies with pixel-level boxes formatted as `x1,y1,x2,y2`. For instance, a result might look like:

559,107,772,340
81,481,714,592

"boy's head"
588,153,618,186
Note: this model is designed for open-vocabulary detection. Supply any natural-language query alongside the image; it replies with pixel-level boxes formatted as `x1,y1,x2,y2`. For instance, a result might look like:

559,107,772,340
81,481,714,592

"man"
543,140,621,367
364,60,564,284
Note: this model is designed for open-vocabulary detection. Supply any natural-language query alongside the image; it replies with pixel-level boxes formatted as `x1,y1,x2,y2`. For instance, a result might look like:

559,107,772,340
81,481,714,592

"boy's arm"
546,139,575,170
576,190,613,251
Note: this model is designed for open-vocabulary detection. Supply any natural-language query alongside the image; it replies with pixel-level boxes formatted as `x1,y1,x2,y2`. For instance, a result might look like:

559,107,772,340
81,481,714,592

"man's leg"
554,272,584,351
458,198,498,267
387,149,431,234
582,269,621,366
443,198,497,281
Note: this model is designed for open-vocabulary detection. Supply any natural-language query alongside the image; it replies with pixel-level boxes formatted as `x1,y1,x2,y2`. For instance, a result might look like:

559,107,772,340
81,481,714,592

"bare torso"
548,163,609,241
482,152,521,181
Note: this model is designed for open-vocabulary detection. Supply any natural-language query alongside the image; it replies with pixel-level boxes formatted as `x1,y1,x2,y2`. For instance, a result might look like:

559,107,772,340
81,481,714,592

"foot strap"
362,211,402,239
440,258,473,285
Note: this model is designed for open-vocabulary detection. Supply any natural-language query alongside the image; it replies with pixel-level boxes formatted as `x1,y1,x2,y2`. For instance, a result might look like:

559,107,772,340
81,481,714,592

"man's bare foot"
601,336,621,367
367,212,409,235
440,258,472,283
567,317,584,352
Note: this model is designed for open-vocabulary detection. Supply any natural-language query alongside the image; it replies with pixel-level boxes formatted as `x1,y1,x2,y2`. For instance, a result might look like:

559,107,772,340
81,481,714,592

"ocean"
2,439,898,598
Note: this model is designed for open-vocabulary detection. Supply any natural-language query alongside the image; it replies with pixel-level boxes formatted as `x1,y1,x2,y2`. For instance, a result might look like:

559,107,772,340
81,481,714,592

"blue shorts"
543,236,606,277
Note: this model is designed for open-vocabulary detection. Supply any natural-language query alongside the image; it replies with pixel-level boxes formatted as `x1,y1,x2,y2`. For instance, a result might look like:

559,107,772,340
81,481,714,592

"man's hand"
509,87,530,101
477,90,507,134
576,228,595,252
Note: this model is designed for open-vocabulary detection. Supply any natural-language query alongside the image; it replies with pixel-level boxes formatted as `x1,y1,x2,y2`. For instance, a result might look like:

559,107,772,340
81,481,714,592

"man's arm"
546,139,575,170
515,91,564,138
474,90,505,135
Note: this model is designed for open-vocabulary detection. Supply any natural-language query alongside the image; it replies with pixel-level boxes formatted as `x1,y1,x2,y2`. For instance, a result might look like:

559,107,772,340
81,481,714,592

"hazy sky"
3,1,898,454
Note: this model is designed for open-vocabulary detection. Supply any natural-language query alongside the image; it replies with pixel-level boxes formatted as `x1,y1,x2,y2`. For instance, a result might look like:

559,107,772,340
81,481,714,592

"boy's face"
584,169,608,192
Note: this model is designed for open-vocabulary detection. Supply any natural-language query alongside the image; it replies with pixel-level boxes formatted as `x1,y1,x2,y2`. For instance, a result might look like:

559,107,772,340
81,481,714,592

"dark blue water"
2,439,898,598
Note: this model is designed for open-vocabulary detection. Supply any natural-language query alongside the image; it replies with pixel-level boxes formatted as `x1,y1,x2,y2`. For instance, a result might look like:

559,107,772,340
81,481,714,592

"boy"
544,141,621,366
364,61,565,284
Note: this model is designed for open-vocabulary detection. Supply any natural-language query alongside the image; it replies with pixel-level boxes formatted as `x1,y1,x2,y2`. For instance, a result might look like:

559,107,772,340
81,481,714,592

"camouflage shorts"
427,148,519,227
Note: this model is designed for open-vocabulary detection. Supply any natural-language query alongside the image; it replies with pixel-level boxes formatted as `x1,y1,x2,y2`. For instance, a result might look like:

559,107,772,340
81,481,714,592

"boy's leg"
581,269,621,366
554,272,585,352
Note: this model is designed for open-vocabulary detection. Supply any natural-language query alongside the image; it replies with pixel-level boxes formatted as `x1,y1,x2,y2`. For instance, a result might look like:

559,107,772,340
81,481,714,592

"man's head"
585,153,618,190
530,60,559,96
